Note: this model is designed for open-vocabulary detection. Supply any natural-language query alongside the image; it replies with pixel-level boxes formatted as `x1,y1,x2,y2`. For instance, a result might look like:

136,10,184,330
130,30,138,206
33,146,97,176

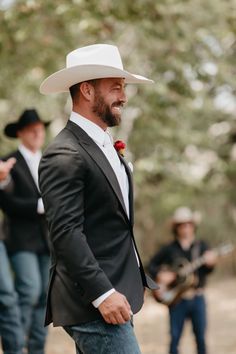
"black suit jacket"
39,120,157,327
0,200,4,241
0,150,49,254
0,178,13,241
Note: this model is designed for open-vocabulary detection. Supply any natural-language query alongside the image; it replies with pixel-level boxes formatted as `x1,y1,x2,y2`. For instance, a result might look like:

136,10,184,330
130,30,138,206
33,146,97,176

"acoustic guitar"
152,243,234,306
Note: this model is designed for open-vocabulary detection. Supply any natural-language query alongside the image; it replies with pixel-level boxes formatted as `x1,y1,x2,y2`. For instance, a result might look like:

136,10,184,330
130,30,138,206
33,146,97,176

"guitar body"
152,259,197,306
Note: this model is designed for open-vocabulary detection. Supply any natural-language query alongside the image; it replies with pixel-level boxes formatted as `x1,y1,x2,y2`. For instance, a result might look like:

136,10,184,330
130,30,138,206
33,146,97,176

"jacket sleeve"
0,156,39,218
39,145,113,305
0,191,38,218
0,170,38,218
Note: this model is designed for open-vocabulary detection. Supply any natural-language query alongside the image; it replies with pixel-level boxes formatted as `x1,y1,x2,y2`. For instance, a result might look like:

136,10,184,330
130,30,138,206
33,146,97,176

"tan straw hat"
172,207,201,225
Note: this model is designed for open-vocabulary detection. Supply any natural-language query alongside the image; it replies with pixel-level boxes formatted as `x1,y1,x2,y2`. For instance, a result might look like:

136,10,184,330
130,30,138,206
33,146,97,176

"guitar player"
148,207,217,354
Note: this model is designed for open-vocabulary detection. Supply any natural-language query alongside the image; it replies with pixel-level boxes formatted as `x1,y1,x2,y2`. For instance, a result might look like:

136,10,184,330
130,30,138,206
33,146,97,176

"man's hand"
98,291,132,325
157,270,177,286
0,158,16,181
204,250,217,267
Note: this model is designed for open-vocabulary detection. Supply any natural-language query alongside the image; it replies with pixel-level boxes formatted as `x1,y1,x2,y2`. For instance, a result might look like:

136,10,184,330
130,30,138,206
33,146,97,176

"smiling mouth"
112,105,123,113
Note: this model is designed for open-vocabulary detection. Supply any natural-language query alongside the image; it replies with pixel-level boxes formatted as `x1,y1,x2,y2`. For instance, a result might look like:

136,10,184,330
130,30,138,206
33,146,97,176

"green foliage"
0,0,235,264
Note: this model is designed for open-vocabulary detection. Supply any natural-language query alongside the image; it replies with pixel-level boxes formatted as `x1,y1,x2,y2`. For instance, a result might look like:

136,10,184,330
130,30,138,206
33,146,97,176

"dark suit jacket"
0,150,49,254
0,178,13,241
0,203,4,241
39,120,157,327
0,223,4,241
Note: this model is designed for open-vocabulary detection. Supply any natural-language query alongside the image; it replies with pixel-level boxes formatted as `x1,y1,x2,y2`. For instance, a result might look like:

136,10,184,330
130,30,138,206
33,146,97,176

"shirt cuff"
37,198,45,214
0,175,11,190
92,288,115,308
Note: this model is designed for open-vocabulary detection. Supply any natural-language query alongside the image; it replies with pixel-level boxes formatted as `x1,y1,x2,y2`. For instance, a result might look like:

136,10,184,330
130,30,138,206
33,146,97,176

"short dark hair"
69,79,99,102
172,222,197,238
69,83,81,101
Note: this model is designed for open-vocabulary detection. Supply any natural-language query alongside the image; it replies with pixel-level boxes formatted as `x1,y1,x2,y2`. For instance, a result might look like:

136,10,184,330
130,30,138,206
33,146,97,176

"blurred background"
0,0,235,353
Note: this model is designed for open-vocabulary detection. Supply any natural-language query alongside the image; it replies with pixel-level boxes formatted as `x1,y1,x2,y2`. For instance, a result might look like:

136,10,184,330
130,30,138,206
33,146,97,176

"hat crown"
66,44,124,70
19,109,39,124
173,207,194,223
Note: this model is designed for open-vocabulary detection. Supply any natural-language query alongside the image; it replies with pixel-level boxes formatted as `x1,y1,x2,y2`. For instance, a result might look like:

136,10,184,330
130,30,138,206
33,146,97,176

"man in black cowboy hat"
0,109,50,354
0,158,25,354
148,207,217,354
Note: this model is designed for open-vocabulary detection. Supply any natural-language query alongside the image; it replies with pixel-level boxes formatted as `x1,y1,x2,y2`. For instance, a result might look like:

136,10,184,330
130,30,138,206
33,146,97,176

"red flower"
114,140,126,157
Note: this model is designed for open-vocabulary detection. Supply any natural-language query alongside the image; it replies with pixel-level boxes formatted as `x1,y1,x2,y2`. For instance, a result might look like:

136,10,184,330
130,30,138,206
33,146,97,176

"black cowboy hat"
4,109,50,138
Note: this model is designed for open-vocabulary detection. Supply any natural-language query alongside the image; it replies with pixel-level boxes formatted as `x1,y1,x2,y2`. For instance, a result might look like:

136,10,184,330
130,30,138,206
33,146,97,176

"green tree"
0,0,235,265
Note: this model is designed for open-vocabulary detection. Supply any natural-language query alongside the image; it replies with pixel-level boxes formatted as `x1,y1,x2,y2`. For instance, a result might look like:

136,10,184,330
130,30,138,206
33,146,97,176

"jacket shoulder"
39,125,85,177
44,126,79,155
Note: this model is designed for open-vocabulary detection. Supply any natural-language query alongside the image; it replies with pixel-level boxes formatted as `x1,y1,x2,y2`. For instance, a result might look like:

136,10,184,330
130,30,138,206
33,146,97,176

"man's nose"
120,89,127,104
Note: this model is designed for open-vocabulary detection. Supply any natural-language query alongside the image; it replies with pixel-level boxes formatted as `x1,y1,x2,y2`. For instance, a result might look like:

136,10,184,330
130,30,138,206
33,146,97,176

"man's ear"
79,82,95,102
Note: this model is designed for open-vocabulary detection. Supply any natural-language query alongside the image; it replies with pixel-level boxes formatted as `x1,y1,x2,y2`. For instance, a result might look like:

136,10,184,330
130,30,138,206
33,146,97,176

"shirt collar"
69,111,112,146
175,239,194,251
18,144,42,162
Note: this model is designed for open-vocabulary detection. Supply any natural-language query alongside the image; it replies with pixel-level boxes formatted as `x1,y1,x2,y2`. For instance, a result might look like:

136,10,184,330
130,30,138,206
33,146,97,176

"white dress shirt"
18,144,44,214
70,112,130,216
70,111,132,307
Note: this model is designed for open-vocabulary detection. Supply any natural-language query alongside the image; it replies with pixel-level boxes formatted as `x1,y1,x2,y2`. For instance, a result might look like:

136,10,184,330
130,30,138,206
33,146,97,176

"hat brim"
171,215,200,226
172,218,196,225
4,121,50,138
40,64,154,94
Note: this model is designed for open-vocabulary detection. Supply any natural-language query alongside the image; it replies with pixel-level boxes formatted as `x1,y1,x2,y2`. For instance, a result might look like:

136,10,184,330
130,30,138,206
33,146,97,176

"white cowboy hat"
172,207,201,225
40,44,154,94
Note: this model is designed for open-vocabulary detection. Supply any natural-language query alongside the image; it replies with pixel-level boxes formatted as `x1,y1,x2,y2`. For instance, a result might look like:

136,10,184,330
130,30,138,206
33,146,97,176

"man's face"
17,122,45,152
92,78,127,127
176,222,195,239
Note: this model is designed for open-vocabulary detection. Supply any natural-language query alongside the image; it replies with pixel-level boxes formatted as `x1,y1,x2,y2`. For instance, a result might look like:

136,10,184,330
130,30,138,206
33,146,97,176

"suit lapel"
118,155,134,226
16,151,40,195
66,121,130,223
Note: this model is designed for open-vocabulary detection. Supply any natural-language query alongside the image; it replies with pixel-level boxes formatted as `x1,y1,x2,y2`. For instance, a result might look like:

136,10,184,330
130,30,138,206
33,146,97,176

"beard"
92,90,122,127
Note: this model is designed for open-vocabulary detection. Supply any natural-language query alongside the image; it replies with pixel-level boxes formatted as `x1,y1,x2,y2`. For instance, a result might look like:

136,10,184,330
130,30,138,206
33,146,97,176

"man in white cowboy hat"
38,43,157,353
1,109,51,354
148,206,217,354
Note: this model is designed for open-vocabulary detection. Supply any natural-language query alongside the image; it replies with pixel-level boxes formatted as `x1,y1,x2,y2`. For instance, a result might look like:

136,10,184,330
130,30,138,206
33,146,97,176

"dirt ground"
1,278,235,354
43,277,236,354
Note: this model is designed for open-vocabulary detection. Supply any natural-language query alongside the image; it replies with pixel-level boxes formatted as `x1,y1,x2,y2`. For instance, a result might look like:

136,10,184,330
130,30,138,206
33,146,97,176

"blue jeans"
0,241,24,354
64,319,141,354
169,295,207,354
10,252,50,354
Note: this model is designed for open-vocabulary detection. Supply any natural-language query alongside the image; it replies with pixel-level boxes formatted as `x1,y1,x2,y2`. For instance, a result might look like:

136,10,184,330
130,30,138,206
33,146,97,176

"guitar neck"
178,243,234,277
179,255,206,276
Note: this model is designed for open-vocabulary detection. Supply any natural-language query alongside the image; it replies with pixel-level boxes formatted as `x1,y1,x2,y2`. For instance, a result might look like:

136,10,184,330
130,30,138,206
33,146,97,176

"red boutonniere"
114,140,126,157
